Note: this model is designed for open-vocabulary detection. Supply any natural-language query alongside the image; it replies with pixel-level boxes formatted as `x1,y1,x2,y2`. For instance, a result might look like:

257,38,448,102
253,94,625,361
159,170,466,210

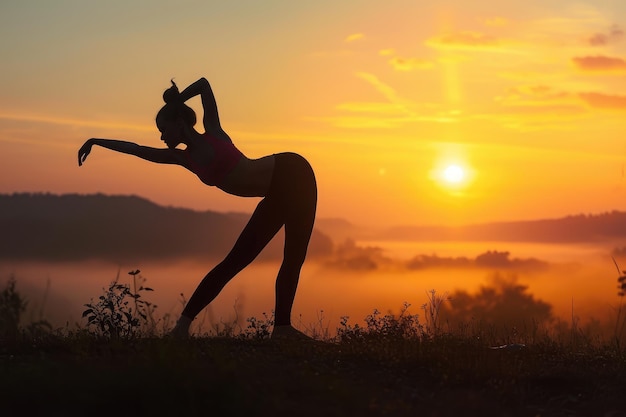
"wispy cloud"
344,33,365,43
572,55,626,72
511,10,617,51
388,56,434,71
378,49,434,72
475,84,592,131
495,85,575,108
355,72,413,114
470,109,587,132
587,25,624,46
314,72,461,129
317,8,626,134
0,112,153,133
579,92,626,109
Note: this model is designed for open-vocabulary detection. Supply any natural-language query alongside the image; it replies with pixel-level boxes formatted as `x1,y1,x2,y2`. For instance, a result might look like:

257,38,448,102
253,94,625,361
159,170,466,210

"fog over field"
3,241,621,338
2,193,625,337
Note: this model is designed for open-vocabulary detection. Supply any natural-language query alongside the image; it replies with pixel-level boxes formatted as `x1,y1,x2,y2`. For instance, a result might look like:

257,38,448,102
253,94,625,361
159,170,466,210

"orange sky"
2,1,626,227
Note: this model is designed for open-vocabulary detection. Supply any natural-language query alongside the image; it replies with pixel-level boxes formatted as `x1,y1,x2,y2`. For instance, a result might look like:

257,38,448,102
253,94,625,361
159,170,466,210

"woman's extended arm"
78,138,182,166
178,77,221,132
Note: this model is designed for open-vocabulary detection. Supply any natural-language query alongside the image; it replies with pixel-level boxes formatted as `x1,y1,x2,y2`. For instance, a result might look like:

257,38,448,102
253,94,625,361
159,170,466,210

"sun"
429,153,475,193
442,164,465,184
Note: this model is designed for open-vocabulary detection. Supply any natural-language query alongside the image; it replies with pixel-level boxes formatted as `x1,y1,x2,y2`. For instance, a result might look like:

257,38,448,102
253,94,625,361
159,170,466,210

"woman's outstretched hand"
78,139,94,166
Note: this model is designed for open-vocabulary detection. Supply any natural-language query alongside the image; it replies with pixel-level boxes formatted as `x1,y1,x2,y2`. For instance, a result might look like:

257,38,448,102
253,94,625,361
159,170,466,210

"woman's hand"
78,139,94,166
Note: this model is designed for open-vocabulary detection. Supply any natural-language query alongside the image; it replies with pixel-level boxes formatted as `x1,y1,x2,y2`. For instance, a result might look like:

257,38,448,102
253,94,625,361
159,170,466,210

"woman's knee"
281,250,307,272
211,256,247,281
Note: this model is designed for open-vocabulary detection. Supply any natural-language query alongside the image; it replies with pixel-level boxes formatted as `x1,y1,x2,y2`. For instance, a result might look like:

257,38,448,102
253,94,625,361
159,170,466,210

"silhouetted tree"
440,273,553,331
324,239,390,270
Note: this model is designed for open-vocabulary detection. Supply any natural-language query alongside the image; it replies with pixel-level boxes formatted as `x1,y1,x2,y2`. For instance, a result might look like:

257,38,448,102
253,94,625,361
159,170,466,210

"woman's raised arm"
178,78,221,132
78,138,183,166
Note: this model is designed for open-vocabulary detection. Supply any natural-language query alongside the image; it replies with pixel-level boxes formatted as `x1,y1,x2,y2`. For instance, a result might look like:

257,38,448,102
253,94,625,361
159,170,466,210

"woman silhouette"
78,78,317,340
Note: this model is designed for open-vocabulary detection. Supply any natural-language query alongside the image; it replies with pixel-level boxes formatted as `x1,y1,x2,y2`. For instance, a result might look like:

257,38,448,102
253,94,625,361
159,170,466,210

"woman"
78,77,317,340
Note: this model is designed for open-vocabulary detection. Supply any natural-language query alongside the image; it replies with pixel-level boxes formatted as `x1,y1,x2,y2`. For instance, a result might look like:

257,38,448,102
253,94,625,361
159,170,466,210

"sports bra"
185,132,244,186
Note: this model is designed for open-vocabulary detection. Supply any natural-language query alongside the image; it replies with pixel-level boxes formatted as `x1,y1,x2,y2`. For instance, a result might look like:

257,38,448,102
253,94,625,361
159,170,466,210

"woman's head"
156,80,197,147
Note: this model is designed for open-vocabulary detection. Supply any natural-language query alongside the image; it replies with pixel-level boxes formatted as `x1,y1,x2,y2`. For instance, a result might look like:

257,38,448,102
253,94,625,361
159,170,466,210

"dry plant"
611,257,626,348
421,289,450,336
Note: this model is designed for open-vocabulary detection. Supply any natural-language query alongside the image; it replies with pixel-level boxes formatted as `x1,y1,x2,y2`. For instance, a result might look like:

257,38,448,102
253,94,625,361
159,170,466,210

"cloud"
355,72,414,114
476,85,589,131
426,31,503,51
494,85,584,116
507,13,619,51
438,31,499,46
388,57,434,71
378,49,434,72
481,85,624,129
316,72,462,129
612,25,626,38
0,112,152,133
579,92,626,109
589,33,610,46
588,25,624,46
345,33,365,43
497,85,572,105
572,55,626,72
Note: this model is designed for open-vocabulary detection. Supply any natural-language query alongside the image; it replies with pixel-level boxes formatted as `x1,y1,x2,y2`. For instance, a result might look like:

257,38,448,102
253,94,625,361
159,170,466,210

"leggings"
181,152,317,326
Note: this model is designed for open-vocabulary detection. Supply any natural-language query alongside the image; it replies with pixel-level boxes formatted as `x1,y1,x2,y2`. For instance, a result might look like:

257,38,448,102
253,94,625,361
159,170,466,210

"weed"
337,302,425,343
241,311,274,340
82,269,158,339
0,276,27,340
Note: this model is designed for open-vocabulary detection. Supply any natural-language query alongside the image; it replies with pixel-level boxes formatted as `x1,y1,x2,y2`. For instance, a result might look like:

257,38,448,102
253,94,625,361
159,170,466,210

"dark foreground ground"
1,336,626,417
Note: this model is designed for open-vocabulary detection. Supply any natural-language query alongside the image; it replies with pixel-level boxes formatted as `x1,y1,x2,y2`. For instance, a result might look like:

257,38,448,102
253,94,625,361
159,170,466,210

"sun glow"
430,159,474,193
443,164,465,183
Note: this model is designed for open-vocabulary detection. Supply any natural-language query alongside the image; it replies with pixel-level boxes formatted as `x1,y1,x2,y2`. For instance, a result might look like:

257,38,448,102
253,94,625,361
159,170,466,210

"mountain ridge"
0,193,333,263
380,211,626,242
3,193,626,264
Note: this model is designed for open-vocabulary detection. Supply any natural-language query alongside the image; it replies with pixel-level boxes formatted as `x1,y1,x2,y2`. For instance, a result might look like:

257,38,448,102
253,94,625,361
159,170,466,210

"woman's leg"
273,212,315,326
273,156,317,326
180,198,284,321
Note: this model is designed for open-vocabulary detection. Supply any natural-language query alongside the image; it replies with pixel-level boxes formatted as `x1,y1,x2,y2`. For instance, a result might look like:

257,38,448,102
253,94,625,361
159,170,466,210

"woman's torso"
219,154,275,197
184,130,275,197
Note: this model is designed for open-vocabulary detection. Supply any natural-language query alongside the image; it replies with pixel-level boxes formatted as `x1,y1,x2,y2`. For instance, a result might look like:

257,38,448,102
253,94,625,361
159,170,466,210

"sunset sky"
2,0,626,228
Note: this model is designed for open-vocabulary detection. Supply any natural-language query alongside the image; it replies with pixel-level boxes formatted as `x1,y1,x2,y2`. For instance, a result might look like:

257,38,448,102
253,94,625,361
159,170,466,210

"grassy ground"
1,332,625,417
3,275,626,416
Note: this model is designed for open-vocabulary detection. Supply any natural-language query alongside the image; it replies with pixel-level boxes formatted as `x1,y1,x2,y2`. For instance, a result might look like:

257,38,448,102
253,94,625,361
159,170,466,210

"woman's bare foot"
167,316,192,339
271,325,313,341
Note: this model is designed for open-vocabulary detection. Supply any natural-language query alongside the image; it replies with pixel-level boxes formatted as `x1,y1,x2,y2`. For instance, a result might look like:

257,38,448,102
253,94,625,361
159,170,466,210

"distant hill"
381,212,626,243
312,217,365,242
0,193,333,263
4,193,625,264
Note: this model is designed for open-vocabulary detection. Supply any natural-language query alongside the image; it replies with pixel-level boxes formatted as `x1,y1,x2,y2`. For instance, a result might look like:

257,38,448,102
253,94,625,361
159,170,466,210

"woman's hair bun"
162,79,181,104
